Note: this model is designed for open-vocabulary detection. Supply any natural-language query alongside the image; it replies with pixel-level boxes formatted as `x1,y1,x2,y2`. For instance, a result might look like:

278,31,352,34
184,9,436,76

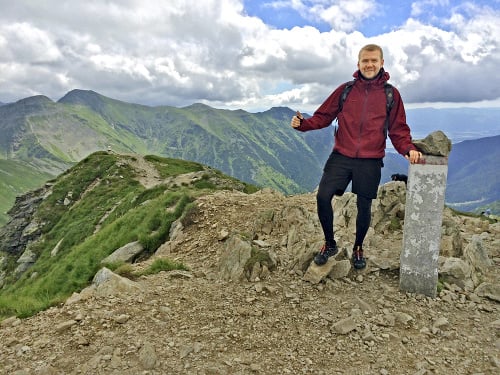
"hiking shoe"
314,243,338,266
352,246,366,270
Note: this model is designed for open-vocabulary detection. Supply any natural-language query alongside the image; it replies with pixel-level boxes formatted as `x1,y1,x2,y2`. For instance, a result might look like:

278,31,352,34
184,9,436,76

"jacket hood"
353,68,390,82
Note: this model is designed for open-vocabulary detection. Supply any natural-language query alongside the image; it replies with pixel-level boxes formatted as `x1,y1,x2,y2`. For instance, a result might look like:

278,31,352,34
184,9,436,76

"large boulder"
91,267,142,297
218,235,252,281
412,130,452,157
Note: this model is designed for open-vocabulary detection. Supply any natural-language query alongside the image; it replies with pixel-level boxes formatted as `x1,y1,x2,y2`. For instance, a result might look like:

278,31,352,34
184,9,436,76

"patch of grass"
36,152,137,235
144,155,260,194
447,206,498,224
436,280,444,294
180,202,199,227
101,260,127,272
244,247,276,275
137,258,189,276
192,179,216,190
134,184,169,205
144,155,204,178
388,217,402,231
138,193,193,255
447,206,480,218
113,263,135,279
103,258,188,279
0,291,65,319
0,190,192,316
244,185,260,194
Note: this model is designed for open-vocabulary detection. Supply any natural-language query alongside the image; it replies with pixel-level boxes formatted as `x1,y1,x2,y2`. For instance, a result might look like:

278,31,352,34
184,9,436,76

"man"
291,44,421,269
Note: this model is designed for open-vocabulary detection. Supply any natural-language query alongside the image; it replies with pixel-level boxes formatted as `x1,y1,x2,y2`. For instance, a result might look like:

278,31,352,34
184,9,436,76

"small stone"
114,314,130,324
218,229,229,241
250,363,262,372
139,342,157,370
332,316,357,334
432,317,449,329
55,320,77,332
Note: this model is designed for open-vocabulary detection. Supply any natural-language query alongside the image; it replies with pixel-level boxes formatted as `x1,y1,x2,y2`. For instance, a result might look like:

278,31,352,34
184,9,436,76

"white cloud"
267,0,377,32
310,0,377,32
0,22,62,64
0,0,498,112
90,55,153,82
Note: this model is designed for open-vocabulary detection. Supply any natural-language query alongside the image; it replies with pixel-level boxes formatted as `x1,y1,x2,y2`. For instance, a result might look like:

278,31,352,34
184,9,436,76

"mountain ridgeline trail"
0,152,499,374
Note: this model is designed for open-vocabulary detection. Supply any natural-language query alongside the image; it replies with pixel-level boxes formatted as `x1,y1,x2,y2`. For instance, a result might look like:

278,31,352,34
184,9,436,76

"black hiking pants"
316,152,383,246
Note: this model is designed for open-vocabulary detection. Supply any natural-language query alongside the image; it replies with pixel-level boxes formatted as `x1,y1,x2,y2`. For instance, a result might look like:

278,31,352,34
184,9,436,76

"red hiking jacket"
296,70,416,159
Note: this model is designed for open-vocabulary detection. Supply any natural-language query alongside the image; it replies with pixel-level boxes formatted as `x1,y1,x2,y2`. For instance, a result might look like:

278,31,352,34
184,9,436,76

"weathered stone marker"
400,131,451,298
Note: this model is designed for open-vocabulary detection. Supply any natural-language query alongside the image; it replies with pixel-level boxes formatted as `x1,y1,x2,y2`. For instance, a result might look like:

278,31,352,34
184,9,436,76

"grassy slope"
29,104,150,160
0,160,54,227
0,152,258,318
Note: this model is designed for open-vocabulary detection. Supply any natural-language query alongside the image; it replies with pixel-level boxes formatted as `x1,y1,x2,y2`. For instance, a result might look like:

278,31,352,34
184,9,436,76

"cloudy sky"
0,0,499,112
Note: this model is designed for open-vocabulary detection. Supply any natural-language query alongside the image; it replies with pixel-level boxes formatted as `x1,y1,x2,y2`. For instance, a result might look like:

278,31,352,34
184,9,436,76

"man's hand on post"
406,150,423,164
291,111,303,128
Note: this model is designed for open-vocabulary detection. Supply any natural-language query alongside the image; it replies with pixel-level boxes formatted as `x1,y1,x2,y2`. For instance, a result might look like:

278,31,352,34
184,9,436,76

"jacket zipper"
357,85,369,157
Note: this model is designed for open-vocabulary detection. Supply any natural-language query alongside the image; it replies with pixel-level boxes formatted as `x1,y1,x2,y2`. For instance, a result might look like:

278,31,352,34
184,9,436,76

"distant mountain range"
406,108,500,143
446,135,500,212
0,89,499,225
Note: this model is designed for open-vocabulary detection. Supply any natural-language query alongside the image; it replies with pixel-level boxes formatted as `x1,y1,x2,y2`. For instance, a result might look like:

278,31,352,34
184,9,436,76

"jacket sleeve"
295,84,344,132
387,88,417,156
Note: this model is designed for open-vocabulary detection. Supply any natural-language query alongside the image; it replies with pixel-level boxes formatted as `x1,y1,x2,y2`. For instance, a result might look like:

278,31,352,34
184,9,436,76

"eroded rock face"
0,184,53,284
0,184,51,256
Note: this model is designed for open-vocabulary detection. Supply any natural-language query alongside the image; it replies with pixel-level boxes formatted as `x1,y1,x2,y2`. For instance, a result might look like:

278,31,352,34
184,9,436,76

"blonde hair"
358,44,384,60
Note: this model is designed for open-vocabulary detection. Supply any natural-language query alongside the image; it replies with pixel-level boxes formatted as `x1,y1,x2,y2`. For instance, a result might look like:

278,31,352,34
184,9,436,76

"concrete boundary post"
400,155,449,298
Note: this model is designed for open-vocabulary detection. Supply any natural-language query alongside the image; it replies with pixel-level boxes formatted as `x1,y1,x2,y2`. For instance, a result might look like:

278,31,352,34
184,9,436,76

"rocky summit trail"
1,185,499,375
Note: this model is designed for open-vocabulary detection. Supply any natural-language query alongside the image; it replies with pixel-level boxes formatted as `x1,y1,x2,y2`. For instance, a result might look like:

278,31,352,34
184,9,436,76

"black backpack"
336,80,394,138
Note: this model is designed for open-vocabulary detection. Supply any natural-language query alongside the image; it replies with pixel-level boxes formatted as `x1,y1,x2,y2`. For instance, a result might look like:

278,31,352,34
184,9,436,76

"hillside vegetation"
0,159,52,227
0,152,258,318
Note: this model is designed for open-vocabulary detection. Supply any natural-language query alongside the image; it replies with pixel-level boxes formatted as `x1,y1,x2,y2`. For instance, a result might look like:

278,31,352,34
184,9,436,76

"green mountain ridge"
1,90,499,228
0,90,324,228
41,90,321,191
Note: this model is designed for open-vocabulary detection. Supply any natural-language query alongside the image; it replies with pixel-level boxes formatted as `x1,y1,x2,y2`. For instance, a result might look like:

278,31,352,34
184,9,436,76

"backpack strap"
338,80,356,113
383,82,394,138
334,80,356,136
